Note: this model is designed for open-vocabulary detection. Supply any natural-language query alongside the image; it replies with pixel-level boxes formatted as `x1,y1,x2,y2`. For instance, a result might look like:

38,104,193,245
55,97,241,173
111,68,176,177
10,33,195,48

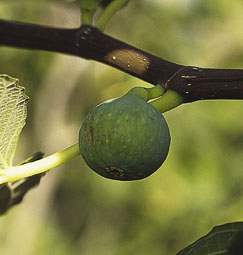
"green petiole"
96,0,130,31
0,143,80,184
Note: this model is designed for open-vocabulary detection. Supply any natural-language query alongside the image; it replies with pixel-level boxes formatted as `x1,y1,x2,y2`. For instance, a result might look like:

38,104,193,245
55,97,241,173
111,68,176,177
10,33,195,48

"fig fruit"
79,94,170,181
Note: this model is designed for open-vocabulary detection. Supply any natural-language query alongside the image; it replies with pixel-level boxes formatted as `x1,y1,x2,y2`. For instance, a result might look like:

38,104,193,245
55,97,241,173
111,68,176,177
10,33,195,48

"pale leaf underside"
0,75,28,169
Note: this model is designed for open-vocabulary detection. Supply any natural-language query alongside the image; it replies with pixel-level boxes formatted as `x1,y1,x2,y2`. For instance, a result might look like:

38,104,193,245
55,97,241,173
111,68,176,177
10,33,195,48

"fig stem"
0,143,80,184
96,0,130,31
147,84,165,99
150,90,184,113
126,87,149,101
126,85,165,101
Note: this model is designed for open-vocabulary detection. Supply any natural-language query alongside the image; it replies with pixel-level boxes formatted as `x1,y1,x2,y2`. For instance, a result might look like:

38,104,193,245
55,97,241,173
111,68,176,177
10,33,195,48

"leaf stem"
96,0,130,31
0,143,80,184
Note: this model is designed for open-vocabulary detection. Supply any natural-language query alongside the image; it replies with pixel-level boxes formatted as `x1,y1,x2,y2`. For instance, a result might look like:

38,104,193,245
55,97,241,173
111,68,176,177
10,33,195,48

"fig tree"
79,94,170,181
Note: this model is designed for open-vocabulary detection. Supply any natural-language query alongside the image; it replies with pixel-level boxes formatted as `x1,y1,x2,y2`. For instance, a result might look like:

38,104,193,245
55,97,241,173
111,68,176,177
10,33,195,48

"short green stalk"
0,143,80,184
147,84,165,99
81,10,94,25
96,0,130,31
126,85,165,102
150,90,184,113
126,85,183,112
126,87,149,101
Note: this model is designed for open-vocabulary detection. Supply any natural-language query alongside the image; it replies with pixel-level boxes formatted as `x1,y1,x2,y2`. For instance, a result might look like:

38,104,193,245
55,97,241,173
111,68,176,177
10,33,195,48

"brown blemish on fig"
105,166,125,178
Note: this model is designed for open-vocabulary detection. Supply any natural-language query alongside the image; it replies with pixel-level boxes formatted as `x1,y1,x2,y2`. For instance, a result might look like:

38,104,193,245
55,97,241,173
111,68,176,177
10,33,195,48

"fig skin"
79,95,170,181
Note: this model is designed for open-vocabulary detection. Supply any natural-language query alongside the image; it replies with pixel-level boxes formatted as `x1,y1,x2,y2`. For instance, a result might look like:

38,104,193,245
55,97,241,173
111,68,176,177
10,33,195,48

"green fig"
79,94,170,181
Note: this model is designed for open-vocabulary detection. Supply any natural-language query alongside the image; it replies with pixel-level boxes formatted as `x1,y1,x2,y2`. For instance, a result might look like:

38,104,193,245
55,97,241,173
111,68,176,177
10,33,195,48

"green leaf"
0,151,45,215
177,222,243,255
0,75,28,169
18,151,45,166
0,174,45,215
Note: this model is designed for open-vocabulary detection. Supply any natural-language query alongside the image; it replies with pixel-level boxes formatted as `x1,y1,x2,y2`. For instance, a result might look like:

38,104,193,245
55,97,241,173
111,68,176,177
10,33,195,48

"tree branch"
0,19,181,83
166,66,243,102
1,18,243,102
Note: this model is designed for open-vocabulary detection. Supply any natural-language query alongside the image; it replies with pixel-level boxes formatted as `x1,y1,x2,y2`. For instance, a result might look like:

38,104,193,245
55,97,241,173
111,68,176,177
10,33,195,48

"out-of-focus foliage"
0,0,242,254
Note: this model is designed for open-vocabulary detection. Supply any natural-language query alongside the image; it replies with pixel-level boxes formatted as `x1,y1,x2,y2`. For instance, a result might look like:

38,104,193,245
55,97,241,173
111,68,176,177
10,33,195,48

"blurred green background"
0,0,243,254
